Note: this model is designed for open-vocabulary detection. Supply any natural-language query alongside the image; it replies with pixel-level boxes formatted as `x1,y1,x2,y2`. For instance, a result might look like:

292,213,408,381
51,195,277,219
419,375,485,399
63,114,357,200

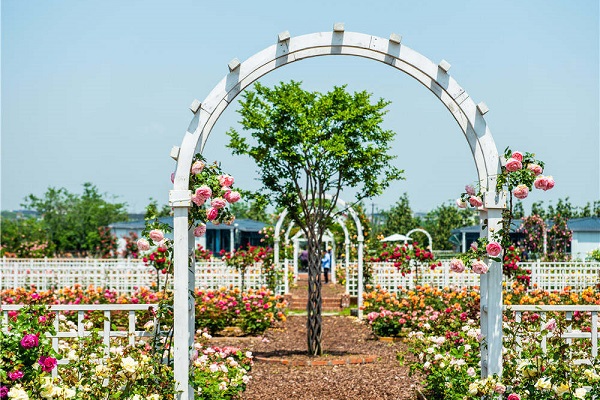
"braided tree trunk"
306,230,322,356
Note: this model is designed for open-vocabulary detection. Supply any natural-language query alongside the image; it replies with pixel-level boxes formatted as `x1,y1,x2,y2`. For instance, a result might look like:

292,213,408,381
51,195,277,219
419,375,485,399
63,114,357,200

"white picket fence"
1,258,599,296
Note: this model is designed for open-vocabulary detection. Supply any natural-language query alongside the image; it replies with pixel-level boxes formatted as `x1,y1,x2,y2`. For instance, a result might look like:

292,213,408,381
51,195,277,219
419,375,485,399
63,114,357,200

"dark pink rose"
8,370,23,381
170,172,175,183
38,356,57,372
468,195,483,208
511,151,523,162
0,386,8,398
38,315,48,324
20,333,39,348
207,207,218,221
527,163,543,175
505,158,522,172
486,242,503,257
512,184,529,199
507,394,521,400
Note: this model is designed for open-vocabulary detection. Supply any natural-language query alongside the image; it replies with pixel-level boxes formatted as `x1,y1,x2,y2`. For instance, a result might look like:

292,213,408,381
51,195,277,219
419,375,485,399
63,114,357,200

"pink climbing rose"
465,185,476,195
527,163,543,176
224,190,241,204
544,318,557,332
191,160,205,175
449,258,465,273
38,356,58,372
505,158,523,172
137,238,150,251
472,260,489,274
195,185,212,200
170,172,175,183
20,333,39,348
469,195,483,208
534,176,555,191
486,242,503,257
507,394,521,400
456,198,467,208
149,230,164,243
512,184,529,199
194,224,207,237
7,370,23,381
218,174,234,187
211,198,227,209
207,207,218,221
511,151,523,162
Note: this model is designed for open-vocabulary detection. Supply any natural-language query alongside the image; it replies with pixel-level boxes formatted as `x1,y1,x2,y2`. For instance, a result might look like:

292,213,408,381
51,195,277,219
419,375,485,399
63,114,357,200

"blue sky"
2,0,598,215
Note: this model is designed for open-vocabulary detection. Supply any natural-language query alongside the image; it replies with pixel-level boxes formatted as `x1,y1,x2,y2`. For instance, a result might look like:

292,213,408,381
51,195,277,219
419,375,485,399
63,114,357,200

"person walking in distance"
321,247,332,284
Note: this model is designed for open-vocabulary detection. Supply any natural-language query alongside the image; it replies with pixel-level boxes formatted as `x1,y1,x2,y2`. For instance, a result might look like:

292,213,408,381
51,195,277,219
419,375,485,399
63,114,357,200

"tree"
22,183,128,255
227,81,402,355
0,216,55,258
379,193,418,237
229,197,271,224
421,202,478,250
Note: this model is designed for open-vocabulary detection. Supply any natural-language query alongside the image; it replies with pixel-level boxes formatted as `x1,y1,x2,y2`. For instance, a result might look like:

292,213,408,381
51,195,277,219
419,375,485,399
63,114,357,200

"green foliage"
421,202,478,250
531,197,600,220
229,196,271,223
21,183,127,255
0,217,55,257
379,193,418,238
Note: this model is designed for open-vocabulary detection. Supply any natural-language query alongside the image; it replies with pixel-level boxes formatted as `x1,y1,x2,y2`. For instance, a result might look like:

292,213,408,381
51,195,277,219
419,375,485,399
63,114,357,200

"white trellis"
171,26,504,397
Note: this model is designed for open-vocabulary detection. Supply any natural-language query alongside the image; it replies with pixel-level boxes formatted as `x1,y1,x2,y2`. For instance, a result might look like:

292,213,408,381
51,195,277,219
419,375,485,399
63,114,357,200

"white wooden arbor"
170,26,505,398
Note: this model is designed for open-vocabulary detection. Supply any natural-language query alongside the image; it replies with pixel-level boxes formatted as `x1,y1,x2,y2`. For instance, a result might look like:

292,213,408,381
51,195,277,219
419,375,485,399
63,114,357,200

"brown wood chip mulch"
209,315,423,400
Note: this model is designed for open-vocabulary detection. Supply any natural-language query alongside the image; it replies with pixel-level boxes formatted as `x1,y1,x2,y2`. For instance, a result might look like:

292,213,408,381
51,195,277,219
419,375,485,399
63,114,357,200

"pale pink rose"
507,394,521,400
218,174,234,187
149,230,164,243
512,184,529,199
449,258,465,273
486,242,503,257
206,207,218,221
534,176,547,190
191,161,205,175
545,176,555,190
170,172,175,183
465,185,476,195
511,151,523,162
470,242,478,251
195,185,212,199
469,195,483,208
191,192,207,207
224,191,241,203
456,198,467,208
466,367,476,377
527,163,543,176
494,384,506,394
472,260,489,274
211,198,227,209
544,318,556,331
193,224,207,237
505,158,523,172
137,238,150,251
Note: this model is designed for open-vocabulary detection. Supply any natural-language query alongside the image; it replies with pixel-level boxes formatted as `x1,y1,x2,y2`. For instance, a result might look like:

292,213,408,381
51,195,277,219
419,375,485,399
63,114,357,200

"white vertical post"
229,228,234,253
479,210,489,377
357,238,364,319
345,241,350,293
484,207,504,377
173,206,192,399
293,239,299,285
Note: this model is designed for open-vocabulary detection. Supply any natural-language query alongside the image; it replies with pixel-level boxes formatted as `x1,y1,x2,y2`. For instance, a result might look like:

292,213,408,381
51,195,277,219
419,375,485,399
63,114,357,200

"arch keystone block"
278,31,291,42
438,59,451,72
333,22,345,32
189,99,201,114
477,102,490,115
170,146,180,161
228,58,241,72
389,33,402,44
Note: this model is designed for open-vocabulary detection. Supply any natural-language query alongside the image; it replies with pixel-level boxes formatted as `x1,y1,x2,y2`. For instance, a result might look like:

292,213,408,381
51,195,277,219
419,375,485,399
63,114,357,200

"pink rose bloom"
38,356,58,372
149,229,164,243
194,224,207,237
494,384,506,394
470,242,478,251
38,315,47,324
472,260,489,274
211,198,227,209
8,370,23,381
505,158,523,172
527,163,543,176
465,185,476,195
218,174,234,187
469,195,483,208
224,190,241,204
191,193,207,207
191,160,205,175
486,242,503,257
20,333,39,348
511,151,523,162
207,207,219,221
545,176,555,190
544,318,557,331
137,238,150,251
170,172,175,183
508,394,521,400
534,176,555,191
466,367,476,377
196,185,212,200
449,258,465,273
456,198,467,208
512,184,529,199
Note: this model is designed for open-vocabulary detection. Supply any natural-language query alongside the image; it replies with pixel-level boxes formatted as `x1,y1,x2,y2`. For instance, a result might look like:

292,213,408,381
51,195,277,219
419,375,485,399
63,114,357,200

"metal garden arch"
170,25,506,398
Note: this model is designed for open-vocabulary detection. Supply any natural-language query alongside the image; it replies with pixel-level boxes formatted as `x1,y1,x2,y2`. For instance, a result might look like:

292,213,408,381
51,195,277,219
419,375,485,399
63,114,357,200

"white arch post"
172,26,504,398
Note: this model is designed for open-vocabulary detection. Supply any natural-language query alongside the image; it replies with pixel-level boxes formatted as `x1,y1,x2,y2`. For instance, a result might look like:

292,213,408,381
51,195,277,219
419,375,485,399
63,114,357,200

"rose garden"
2,28,599,400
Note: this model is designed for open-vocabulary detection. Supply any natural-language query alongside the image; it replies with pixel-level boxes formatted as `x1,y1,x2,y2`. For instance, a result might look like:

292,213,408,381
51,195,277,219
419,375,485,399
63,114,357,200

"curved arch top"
174,30,502,199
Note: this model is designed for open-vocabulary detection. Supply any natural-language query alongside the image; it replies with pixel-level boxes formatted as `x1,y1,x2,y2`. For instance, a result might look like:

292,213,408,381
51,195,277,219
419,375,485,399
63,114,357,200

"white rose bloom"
67,349,79,361
464,344,471,352
8,385,30,400
574,388,587,399
146,395,160,400
423,361,431,370
218,381,228,391
535,377,552,390
63,388,77,399
468,382,479,395
121,356,139,373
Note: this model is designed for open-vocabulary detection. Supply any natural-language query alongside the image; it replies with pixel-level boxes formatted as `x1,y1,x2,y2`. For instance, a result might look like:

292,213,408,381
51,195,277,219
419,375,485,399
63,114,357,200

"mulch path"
210,315,423,400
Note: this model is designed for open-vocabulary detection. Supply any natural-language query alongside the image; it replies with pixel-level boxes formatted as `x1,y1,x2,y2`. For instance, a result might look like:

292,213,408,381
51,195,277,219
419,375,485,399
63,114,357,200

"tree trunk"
306,229,322,356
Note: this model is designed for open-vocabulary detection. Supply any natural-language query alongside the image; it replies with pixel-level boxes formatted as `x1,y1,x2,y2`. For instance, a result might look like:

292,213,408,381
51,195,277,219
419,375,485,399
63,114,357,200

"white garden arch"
170,26,505,398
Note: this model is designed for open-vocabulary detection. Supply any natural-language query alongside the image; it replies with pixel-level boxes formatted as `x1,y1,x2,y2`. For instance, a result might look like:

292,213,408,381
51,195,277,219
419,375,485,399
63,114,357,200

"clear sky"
2,0,599,215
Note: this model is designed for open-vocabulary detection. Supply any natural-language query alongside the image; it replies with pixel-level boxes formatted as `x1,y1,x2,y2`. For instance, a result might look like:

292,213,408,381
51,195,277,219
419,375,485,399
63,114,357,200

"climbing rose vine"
454,148,553,277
